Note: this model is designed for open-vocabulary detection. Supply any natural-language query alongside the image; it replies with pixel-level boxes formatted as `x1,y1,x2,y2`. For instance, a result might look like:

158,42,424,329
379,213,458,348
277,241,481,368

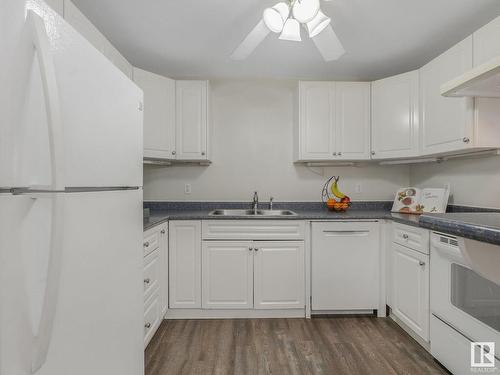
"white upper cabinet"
133,68,175,160
371,71,420,159
296,82,336,160
420,37,475,155
421,35,500,155
295,81,370,161
63,0,133,79
176,80,210,160
335,82,371,160
473,16,500,66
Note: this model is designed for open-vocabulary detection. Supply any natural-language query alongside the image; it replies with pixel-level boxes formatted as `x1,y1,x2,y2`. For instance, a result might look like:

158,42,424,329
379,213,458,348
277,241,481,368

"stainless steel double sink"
208,209,297,217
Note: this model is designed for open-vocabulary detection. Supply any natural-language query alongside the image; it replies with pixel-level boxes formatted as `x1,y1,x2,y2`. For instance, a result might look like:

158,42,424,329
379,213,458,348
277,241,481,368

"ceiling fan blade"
230,20,271,60
312,24,345,61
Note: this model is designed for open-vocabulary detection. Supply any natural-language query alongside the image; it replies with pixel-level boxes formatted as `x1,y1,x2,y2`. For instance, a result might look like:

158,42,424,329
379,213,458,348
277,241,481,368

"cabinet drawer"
393,223,429,254
143,230,159,256
144,291,161,348
143,249,160,300
202,220,305,240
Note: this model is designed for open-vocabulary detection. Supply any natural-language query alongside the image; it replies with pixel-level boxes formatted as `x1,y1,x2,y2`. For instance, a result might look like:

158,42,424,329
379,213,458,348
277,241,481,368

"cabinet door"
175,80,208,160
253,241,305,309
133,68,175,160
392,243,429,341
159,224,168,316
335,82,370,160
298,82,335,160
169,221,201,308
420,37,474,155
473,16,500,66
372,71,419,159
312,222,379,310
202,241,253,309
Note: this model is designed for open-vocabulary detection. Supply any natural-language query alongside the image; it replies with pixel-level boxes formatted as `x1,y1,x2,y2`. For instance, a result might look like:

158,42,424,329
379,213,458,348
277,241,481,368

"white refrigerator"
0,1,144,375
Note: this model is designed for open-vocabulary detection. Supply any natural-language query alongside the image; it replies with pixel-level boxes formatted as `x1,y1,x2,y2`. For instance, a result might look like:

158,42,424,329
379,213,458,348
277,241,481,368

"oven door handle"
431,239,468,266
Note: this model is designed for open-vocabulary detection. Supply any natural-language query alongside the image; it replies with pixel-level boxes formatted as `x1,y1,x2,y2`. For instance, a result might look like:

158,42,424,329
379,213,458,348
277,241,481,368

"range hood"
441,55,500,98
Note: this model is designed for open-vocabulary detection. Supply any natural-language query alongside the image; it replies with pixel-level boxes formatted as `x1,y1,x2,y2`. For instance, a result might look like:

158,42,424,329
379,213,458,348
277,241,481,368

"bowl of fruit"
322,176,351,212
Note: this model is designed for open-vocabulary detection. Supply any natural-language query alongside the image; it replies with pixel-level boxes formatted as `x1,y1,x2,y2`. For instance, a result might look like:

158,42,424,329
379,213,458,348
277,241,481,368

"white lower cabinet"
254,241,305,309
169,221,202,308
391,242,429,341
311,221,380,311
201,240,305,310
202,241,253,309
143,223,168,348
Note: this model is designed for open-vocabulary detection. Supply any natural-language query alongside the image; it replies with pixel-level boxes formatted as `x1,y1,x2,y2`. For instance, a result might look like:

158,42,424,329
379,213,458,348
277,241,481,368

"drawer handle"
144,278,150,284
419,261,425,266
145,322,151,329
144,241,150,247
402,234,409,240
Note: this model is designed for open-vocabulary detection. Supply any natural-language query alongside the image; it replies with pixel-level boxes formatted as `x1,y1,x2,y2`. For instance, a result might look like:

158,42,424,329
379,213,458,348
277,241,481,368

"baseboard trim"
164,308,306,319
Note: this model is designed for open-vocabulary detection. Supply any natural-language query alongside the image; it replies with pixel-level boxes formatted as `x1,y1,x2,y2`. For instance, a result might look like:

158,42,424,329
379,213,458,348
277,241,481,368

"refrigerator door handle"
28,11,65,191
30,194,65,373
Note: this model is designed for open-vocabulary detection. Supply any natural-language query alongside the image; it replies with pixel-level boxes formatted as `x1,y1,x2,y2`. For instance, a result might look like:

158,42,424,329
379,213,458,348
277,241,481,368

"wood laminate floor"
145,317,449,375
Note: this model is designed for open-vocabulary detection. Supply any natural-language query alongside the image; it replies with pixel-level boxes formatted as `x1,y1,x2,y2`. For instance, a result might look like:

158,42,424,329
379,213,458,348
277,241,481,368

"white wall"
410,156,500,209
144,80,409,202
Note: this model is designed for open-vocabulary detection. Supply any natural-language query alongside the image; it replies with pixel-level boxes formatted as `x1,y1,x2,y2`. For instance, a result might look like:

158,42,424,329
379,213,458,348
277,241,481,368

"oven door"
431,232,500,358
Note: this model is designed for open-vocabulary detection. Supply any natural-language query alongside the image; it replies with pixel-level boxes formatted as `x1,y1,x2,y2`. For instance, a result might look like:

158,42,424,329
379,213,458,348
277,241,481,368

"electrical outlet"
184,184,191,194
355,183,362,193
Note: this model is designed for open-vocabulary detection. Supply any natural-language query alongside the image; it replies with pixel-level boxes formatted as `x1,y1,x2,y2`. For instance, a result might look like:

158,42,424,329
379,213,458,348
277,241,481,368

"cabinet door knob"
249,247,253,251
463,137,470,143
145,322,151,329
332,152,337,156
201,151,206,156
144,278,150,284
419,261,425,266
402,234,409,239
254,248,259,251
160,229,166,234
172,150,176,155
144,241,150,247
338,152,342,156
371,151,375,155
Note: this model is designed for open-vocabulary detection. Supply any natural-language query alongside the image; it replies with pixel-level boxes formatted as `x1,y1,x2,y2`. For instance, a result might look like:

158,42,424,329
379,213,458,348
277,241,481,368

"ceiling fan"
230,0,345,62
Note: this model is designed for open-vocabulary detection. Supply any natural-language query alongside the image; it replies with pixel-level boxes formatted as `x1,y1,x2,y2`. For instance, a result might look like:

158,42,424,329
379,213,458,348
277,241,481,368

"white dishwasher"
311,221,380,312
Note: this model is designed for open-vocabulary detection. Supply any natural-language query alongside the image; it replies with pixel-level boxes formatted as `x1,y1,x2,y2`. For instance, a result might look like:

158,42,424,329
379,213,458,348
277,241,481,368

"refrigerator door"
1,1,143,190
0,192,64,375
0,190,144,375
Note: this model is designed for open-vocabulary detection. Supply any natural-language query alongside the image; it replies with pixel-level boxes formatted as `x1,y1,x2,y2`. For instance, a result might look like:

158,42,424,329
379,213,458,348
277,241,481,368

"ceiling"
72,0,500,81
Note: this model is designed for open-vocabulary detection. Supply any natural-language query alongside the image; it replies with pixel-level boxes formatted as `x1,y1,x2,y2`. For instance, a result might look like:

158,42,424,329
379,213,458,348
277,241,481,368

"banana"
331,178,346,199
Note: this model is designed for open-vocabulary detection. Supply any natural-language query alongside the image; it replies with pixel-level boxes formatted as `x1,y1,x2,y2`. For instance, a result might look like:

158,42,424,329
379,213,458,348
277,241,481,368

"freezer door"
1,1,143,190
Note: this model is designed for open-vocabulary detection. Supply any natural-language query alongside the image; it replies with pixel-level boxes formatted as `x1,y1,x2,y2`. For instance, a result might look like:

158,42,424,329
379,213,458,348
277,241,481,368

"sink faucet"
269,196,274,210
252,191,259,213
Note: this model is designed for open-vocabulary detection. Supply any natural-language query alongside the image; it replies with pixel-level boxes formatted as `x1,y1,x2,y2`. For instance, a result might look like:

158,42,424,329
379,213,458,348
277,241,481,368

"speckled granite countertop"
420,212,500,246
143,201,424,231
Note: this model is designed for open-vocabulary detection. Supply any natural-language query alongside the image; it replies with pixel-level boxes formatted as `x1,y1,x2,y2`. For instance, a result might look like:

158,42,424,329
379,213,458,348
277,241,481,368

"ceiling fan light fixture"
263,2,290,33
292,0,320,23
279,18,302,41
306,10,331,37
